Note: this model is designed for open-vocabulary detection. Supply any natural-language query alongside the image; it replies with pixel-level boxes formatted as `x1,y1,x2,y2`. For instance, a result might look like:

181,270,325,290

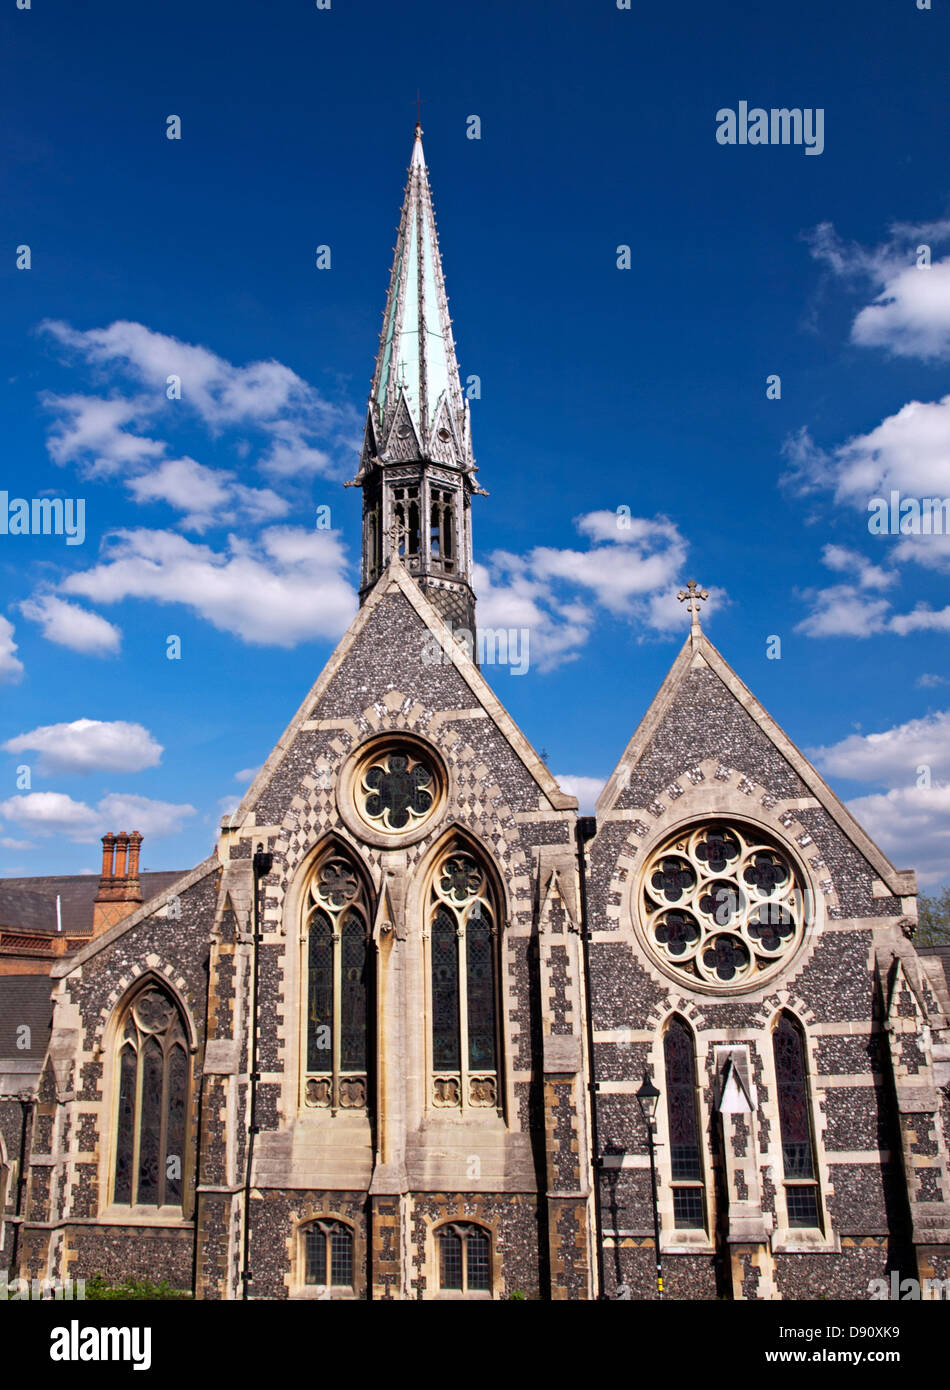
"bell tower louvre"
349,123,484,636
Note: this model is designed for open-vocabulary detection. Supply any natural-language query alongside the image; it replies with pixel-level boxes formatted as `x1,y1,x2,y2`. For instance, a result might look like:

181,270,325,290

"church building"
1,127,948,1301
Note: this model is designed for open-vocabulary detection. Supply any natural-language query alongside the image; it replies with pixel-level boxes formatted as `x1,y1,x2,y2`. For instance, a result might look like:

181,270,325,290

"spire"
365,124,472,469
351,125,483,637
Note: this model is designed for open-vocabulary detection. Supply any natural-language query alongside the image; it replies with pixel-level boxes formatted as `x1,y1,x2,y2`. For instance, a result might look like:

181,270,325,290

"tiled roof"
0,871,186,937
0,974,54,1059
0,886,59,933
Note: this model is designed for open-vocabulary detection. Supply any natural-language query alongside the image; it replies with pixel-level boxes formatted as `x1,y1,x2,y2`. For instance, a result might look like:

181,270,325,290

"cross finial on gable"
388,513,404,558
677,579,709,650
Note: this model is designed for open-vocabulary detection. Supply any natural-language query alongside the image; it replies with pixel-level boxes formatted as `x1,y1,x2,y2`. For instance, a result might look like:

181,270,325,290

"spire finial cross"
414,90,424,133
677,579,709,649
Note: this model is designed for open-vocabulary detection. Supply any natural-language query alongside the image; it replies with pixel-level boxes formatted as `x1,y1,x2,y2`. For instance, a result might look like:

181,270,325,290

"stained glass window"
437,1224,491,1294
641,822,806,989
114,1044,136,1205
362,753,433,832
466,907,495,1070
307,913,333,1071
773,1013,821,1229
429,845,500,1110
432,908,460,1070
663,1017,706,1229
304,1221,354,1289
340,917,367,1071
304,848,372,1112
111,986,188,1208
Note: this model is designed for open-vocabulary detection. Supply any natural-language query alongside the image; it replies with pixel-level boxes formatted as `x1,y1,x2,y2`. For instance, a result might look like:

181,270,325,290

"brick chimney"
92,830,144,937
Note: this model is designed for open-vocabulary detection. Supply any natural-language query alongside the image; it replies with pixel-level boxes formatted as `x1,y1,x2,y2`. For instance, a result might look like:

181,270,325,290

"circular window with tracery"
639,822,808,991
336,737,449,848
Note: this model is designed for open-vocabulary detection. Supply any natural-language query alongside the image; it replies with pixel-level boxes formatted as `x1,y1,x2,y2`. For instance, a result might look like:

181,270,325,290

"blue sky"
2,0,949,888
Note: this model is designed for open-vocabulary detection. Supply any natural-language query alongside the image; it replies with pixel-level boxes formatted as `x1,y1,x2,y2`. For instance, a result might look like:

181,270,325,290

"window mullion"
331,921,342,1114
131,1037,143,1205
458,918,469,1111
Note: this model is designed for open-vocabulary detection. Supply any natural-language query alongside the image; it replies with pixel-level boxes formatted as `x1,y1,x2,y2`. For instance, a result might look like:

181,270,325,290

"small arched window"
437,1223,491,1293
304,847,372,1113
303,1219,354,1290
429,843,500,1111
773,1012,821,1228
663,1016,706,1230
113,985,188,1208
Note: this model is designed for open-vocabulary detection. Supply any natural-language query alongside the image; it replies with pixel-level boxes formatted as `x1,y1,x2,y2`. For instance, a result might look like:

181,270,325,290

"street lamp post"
636,1073,663,1301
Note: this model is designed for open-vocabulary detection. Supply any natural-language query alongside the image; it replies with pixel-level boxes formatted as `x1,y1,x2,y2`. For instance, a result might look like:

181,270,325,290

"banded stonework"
2,125,947,1300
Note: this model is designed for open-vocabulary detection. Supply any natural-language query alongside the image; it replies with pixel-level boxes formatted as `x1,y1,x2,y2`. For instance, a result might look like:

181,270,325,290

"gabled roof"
596,632,915,899
232,556,577,822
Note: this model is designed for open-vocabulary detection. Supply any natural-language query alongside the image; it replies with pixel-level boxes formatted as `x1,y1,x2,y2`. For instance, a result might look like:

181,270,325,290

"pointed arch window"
304,848,372,1113
773,1013,821,1228
428,844,500,1111
437,1222,492,1293
663,1016,707,1229
113,985,188,1208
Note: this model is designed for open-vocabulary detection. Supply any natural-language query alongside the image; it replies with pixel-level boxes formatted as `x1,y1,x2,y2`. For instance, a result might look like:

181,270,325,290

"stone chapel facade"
1,128,948,1300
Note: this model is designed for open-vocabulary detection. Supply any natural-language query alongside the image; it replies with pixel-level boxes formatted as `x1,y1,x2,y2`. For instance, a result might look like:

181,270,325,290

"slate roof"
0,871,185,937
0,975,54,1060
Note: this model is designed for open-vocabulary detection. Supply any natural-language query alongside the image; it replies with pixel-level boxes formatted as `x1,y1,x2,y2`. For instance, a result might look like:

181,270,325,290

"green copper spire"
352,125,483,637
364,125,472,463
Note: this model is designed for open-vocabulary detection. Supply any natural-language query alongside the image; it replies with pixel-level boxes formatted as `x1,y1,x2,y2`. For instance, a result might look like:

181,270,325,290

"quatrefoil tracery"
641,822,806,989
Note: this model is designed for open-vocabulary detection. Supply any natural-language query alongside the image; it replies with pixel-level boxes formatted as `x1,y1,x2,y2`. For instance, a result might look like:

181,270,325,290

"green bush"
85,1274,192,1301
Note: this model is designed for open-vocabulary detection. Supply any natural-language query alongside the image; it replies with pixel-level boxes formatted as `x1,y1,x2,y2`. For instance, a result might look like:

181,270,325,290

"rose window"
358,750,434,833
640,822,806,988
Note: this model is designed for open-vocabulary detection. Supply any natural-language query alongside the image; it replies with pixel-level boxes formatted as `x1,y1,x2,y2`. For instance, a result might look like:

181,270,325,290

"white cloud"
0,792,100,838
888,604,950,635
809,709,950,785
917,672,949,688
62,525,357,647
0,616,24,683
554,774,605,814
809,708,950,886
530,515,687,615
795,586,891,638
40,319,359,484
234,766,262,782
42,392,165,477
473,511,701,671
821,544,896,590
0,837,35,850
0,790,195,842
96,792,196,839
852,261,950,361
846,785,950,888
126,457,288,532
835,395,950,505
796,542,949,637
3,718,163,776
808,218,950,360
473,558,594,672
19,594,122,656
